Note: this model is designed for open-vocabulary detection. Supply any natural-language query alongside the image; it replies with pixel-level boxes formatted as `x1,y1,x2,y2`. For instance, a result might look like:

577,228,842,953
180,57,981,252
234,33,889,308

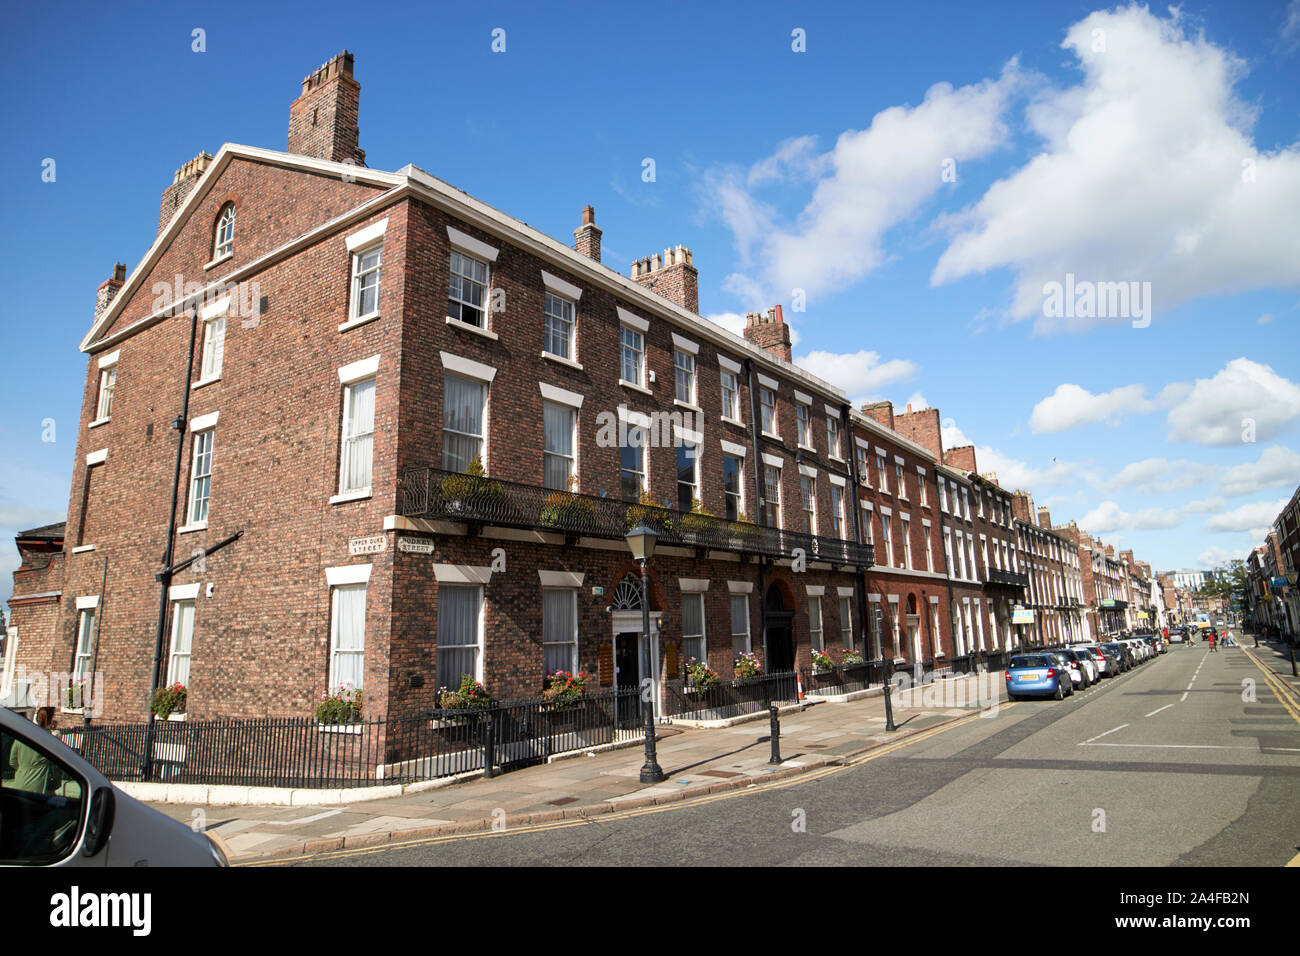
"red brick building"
14,52,976,725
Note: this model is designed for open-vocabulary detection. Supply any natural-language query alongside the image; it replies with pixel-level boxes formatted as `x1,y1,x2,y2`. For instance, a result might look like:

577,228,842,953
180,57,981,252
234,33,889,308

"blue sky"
2,0,1299,607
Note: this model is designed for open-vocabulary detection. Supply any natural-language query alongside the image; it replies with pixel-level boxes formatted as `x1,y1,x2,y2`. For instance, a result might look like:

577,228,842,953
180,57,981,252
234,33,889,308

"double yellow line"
245,703,1008,866
1240,647,1300,727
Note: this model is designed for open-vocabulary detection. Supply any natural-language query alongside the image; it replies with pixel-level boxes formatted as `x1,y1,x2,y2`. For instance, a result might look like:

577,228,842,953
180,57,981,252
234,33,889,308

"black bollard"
883,658,897,732
481,710,496,779
768,703,782,764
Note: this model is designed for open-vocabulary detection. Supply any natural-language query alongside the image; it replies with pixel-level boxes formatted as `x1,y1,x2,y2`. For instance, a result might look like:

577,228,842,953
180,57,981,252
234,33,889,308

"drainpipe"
842,404,869,656
743,358,768,661
938,470,957,657
142,302,199,778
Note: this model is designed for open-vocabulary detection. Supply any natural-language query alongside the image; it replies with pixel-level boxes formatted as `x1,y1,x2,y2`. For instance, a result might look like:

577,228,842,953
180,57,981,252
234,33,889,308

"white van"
1,706,227,867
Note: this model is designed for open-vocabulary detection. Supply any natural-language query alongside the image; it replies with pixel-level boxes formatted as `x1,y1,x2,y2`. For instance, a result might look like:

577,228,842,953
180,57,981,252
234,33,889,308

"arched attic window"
214,203,236,259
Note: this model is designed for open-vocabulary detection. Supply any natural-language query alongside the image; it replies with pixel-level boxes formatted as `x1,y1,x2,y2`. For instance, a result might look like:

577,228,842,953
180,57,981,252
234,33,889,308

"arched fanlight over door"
611,574,643,611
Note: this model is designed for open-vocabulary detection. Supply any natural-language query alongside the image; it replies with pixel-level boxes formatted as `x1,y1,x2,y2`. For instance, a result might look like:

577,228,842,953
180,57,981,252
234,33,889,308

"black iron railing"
986,568,1029,588
662,670,797,721
399,466,874,567
62,689,643,789
800,660,885,696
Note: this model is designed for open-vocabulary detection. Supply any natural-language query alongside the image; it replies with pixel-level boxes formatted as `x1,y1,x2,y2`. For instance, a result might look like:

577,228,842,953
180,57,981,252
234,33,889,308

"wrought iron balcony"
984,568,1029,588
398,466,874,568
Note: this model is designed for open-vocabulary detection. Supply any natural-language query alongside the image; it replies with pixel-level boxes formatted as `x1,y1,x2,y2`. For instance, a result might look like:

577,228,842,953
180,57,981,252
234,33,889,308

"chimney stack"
574,205,602,262
860,400,894,430
743,305,792,362
1037,506,1052,529
158,151,212,235
287,51,365,166
893,406,942,460
943,445,978,474
94,263,127,323
632,245,699,313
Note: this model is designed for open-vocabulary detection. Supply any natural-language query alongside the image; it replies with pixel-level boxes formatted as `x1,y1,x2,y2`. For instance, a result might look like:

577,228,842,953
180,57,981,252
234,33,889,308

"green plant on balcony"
623,491,673,534
810,648,835,673
841,648,865,666
679,499,715,541
685,657,718,692
315,684,362,724
439,457,504,517
438,674,493,712
539,476,595,532
728,512,761,545
733,651,762,679
542,670,588,709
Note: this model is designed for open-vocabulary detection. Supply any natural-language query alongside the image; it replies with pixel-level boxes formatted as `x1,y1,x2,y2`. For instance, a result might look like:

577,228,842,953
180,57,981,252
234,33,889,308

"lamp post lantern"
625,523,666,784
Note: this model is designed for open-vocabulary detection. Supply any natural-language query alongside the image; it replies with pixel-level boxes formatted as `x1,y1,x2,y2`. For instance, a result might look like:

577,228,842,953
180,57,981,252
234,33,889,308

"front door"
766,616,795,674
615,631,641,725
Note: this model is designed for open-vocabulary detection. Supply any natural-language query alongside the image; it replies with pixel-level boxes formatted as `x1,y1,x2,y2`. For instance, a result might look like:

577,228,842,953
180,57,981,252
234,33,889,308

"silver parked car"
0,706,227,867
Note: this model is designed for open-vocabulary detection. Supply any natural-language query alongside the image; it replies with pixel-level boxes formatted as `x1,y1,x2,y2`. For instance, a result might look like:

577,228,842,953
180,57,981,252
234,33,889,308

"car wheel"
1054,681,1064,700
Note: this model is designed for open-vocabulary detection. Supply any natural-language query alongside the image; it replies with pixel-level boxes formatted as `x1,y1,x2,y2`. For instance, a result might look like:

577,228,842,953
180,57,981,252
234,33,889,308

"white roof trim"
541,270,582,301
75,595,101,610
539,570,584,588
727,580,753,594
757,373,780,390
539,382,584,408
678,578,710,593
432,564,492,585
717,355,741,374
168,583,201,601
721,439,747,458
98,349,120,369
326,563,373,586
440,351,496,383
446,225,499,262
338,354,381,384
189,410,219,432
346,217,389,252
670,332,699,355
616,307,649,332
762,453,784,468
85,448,108,467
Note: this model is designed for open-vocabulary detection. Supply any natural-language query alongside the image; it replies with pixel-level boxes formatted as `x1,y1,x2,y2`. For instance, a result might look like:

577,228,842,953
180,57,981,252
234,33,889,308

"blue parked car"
1005,654,1071,701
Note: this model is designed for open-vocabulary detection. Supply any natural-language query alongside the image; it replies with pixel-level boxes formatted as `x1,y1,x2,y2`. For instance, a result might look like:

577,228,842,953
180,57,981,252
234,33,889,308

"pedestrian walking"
1208,632,1217,653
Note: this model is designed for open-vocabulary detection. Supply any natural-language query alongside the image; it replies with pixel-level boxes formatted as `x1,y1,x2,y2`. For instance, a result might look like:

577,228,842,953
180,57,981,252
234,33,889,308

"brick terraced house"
6,51,1177,727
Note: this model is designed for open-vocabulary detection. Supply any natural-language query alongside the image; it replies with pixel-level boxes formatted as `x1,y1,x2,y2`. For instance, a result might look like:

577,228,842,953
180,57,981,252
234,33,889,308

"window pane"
436,586,482,690
543,589,577,674
443,375,485,472
682,593,705,662
342,379,375,492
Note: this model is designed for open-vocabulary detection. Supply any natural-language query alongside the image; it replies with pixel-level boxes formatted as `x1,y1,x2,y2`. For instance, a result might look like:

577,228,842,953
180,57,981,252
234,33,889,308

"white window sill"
541,351,583,371
192,375,221,390
203,252,233,272
721,416,745,428
61,708,86,715
330,489,372,505
761,431,782,441
88,417,110,429
339,312,381,333
673,399,702,414
828,456,846,465
71,545,95,554
446,316,499,341
797,443,816,453
177,522,208,535
619,379,652,396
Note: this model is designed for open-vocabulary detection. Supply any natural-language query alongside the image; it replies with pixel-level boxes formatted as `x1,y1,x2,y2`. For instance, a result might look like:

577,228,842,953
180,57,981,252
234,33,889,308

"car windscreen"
1009,656,1051,668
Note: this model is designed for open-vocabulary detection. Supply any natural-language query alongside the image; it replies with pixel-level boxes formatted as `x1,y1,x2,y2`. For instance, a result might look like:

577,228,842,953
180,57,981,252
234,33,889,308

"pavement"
143,671,1004,863
1244,635,1300,696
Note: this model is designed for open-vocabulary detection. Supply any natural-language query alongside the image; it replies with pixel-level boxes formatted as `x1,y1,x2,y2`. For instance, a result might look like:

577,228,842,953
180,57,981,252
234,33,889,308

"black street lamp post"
626,523,666,784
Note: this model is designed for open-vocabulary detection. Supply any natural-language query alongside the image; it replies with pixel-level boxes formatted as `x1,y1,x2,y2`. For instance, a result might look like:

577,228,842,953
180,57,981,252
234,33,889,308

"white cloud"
1285,0,1300,47
1164,359,1300,446
1030,383,1154,433
1094,456,1217,493
905,392,930,411
1197,544,1244,568
973,444,1074,491
708,64,1023,308
931,6,1300,330
1080,500,1184,532
796,349,918,402
941,419,972,450
1205,498,1288,533
1220,445,1300,496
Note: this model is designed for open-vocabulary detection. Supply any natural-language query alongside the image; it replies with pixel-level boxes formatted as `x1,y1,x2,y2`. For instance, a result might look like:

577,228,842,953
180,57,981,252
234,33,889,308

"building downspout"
842,404,870,656
744,358,769,661
142,303,199,777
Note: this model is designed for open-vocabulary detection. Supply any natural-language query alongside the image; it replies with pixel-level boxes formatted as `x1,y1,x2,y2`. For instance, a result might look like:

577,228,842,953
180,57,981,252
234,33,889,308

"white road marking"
1082,724,1129,745
1081,743,1300,752
1145,704,1174,718
265,809,344,826
1180,651,1209,702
